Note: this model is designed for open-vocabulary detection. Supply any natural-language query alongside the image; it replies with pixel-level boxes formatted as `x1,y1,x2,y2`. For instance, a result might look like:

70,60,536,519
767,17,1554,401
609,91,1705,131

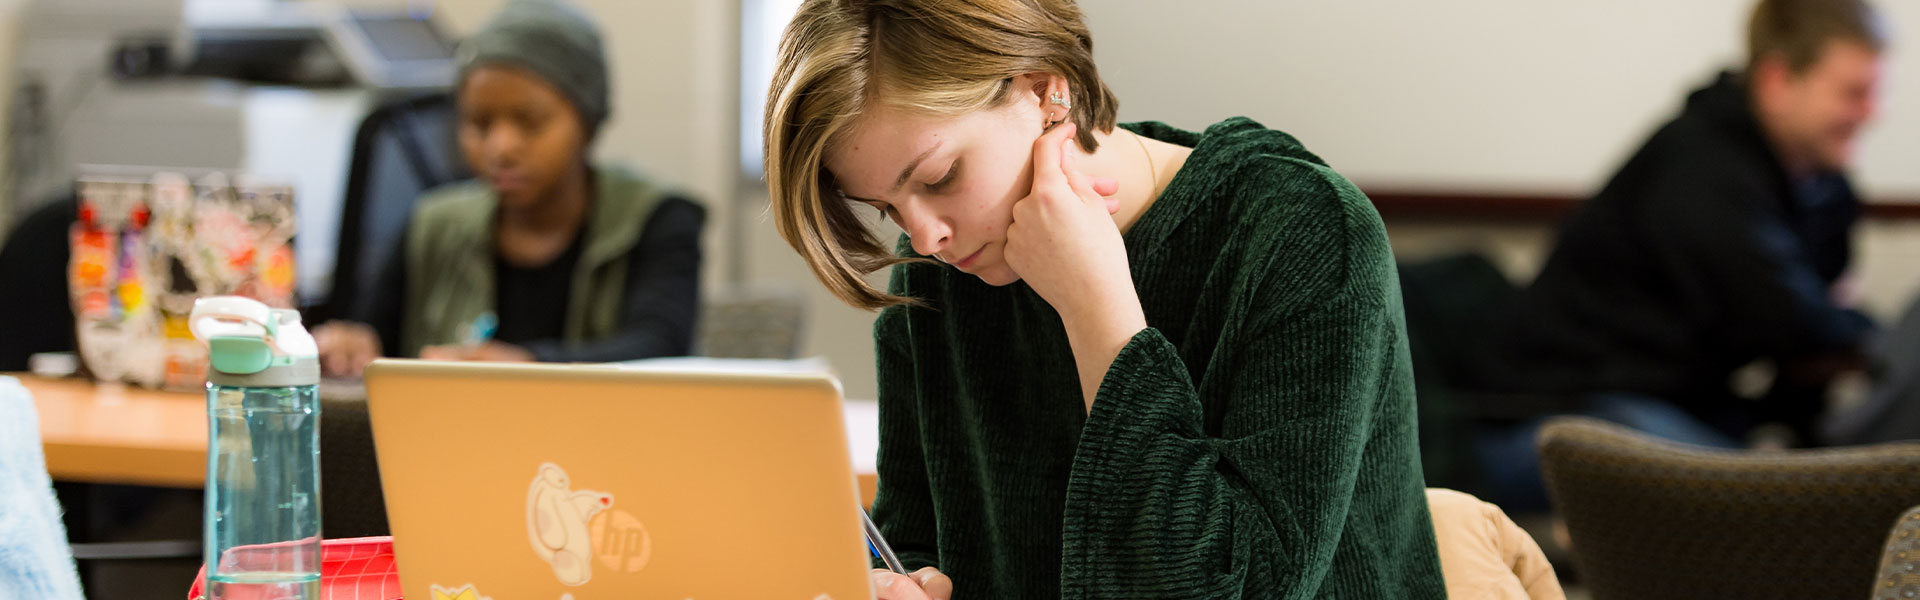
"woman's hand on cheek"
1003,121,1139,332
1004,122,1147,410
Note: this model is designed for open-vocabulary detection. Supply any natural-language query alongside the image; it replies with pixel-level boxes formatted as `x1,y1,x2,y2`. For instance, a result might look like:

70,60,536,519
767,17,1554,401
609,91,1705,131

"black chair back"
314,93,470,324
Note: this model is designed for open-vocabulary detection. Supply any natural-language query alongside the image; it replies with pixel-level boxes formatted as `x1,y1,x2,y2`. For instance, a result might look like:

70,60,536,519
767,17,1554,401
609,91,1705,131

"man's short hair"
1748,0,1890,73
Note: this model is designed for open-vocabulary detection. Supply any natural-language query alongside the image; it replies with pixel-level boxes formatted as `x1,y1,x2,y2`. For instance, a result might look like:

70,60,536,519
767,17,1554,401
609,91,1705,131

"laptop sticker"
528,463,614,587
429,583,492,600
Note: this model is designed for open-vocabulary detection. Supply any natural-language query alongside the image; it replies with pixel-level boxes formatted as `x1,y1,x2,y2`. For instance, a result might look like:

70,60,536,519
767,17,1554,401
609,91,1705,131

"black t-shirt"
492,233,584,346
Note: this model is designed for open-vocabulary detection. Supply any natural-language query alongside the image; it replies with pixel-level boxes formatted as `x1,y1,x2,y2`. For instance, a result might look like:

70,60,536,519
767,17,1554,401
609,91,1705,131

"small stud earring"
1049,92,1071,110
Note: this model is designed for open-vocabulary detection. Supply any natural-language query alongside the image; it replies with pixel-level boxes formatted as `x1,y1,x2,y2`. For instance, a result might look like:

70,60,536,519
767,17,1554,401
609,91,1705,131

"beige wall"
1089,0,1920,198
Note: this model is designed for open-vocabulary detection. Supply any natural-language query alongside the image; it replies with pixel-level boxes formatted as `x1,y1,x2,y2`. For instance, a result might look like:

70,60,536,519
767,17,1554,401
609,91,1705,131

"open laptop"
363,359,873,600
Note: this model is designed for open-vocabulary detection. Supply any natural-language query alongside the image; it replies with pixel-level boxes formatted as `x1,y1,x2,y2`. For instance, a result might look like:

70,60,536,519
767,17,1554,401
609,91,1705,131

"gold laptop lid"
364,360,872,599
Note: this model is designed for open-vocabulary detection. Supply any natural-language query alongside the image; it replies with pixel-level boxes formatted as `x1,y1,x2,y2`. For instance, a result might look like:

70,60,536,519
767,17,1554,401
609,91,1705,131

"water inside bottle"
207,571,321,600
205,385,322,599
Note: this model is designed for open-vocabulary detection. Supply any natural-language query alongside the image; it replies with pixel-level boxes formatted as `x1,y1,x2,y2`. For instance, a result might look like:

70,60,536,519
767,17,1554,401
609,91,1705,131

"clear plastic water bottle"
190,297,322,600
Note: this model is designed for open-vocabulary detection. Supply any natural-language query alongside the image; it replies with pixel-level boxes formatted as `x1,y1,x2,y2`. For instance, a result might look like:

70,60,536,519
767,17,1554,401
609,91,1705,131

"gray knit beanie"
456,0,610,134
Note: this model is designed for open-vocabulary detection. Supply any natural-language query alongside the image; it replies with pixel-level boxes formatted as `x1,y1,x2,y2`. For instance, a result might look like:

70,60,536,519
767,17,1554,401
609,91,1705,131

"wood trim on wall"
1362,188,1920,222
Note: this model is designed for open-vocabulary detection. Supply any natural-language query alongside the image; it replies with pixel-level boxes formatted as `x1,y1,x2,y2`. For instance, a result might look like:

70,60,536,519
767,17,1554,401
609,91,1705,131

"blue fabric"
0,376,84,600
1476,393,1740,513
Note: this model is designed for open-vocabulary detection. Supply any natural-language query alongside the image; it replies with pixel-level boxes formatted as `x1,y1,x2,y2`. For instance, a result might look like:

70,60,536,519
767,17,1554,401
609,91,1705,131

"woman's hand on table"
314,321,382,378
419,341,535,363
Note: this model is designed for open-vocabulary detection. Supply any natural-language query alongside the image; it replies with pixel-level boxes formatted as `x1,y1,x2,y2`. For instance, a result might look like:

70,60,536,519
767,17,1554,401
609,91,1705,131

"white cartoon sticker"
528,462,614,587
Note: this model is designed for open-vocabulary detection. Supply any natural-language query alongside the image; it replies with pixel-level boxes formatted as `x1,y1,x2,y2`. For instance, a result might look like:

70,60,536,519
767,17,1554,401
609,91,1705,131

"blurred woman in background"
315,0,704,376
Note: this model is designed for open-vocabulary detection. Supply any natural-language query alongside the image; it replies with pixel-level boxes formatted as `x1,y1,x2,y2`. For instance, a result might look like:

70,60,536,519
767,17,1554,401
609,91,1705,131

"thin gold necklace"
1132,130,1159,199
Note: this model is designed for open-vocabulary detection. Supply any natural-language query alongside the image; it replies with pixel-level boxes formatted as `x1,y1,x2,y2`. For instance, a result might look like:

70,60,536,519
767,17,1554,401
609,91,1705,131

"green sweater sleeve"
1060,175,1413,598
869,305,942,573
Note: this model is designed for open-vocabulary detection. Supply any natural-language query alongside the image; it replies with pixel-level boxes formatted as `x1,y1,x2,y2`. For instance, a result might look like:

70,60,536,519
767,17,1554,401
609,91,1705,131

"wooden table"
25,375,208,488
19,375,883,504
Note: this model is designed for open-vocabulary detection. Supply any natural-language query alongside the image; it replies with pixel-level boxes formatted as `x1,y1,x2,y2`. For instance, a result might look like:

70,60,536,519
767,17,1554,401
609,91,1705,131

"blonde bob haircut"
763,0,1118,310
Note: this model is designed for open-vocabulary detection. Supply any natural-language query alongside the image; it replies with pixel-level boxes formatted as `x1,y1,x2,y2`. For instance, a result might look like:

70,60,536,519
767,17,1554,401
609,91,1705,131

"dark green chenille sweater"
868,117,1446,598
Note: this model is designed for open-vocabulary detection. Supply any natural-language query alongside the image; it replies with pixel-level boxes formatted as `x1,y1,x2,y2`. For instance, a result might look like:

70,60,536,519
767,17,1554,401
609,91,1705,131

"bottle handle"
189,296,281,353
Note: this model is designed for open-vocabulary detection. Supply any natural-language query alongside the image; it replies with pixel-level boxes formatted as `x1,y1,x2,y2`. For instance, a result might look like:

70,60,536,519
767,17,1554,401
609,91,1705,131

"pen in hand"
463,311,498,348
861,508,908,575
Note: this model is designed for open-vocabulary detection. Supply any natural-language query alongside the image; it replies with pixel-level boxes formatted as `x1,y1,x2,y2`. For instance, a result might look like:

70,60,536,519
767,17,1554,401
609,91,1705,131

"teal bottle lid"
190,297,319,387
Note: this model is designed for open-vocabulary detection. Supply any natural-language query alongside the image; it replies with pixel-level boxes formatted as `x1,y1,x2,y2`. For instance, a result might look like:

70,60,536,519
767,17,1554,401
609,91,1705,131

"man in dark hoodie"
1479,0,1889,511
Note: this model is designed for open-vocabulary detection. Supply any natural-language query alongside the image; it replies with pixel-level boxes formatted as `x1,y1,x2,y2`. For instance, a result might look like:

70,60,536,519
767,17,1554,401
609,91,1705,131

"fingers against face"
1090,176,1120,198
1028,121,1077,195
1029,121,1123,215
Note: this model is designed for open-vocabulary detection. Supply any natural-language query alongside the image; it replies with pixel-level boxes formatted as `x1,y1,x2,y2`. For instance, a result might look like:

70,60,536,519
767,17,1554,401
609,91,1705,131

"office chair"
311,92,470,325
1539,416,1920,599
